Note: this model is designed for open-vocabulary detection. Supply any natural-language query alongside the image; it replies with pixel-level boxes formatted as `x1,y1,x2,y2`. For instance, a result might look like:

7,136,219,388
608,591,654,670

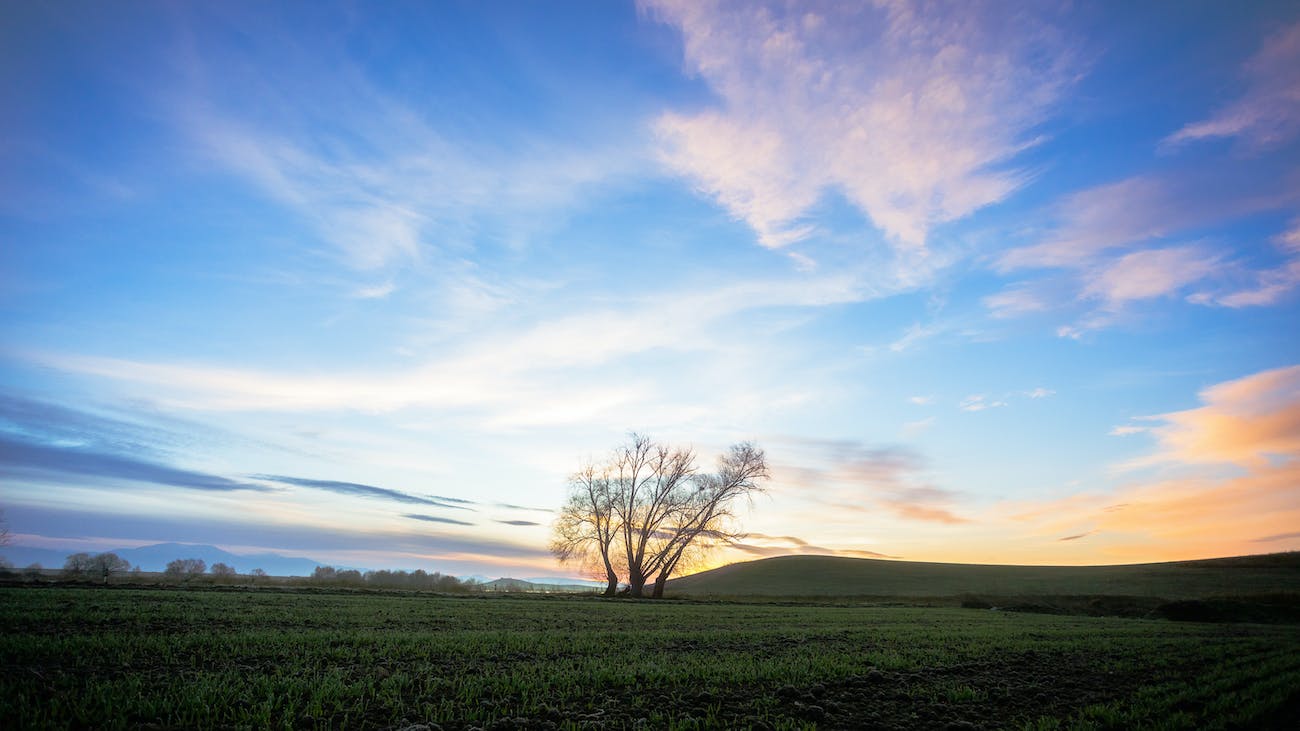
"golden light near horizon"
1,0,1298,580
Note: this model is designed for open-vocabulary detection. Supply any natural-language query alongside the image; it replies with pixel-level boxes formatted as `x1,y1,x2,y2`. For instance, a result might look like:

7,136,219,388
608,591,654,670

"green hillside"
665,553,1300,600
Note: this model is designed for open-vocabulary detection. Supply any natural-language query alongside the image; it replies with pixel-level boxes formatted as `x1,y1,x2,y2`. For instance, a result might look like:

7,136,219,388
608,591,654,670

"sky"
2,0,1299,578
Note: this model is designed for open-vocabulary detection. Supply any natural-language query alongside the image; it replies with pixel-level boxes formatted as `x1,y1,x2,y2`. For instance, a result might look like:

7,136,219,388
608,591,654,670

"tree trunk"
627,571,647,598
600,552,619,597
651,575,667,598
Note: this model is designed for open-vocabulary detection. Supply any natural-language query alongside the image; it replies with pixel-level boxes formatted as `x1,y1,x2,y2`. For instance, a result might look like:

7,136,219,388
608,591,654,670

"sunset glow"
2,1,1298,577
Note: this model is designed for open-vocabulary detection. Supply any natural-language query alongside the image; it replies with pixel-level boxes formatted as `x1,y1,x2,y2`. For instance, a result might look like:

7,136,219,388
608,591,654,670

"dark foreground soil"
4,587,1299,730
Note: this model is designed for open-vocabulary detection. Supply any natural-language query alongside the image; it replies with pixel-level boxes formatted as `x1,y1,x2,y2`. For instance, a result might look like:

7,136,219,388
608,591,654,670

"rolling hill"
665,553,1300,600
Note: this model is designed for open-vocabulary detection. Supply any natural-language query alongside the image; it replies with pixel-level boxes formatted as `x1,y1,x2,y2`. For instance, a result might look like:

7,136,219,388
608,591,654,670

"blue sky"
2,1,1299,576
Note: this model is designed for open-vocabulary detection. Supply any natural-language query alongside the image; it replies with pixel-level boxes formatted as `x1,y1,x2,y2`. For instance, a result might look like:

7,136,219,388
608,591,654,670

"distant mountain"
665,553,1300,599
1,545,71,570
110,543,328,576
2,542,330,576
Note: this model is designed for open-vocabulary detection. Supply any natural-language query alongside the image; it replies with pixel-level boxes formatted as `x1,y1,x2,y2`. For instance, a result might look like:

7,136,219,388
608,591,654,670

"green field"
666,553,1300,599
3,586,1299,729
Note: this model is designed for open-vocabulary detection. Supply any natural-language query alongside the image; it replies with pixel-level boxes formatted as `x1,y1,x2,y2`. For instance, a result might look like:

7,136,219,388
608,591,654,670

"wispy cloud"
251,474,475,510
403,513,475,527
1057,531,1094,542
988,22,1300,334
983,282,1055,319
0,434,268,493
1253,531,1300,543
1190,218,1300,308
1164,22,1300,150
646,0,1077,251
772,438,968,525
26,270,873,427
998,177,1186,271
730,532,898,560
959,395,1005,412
1081,246,1220,308
183,110,627,273
352,282,397,300
0,394,270,494
495,503,554,514
494,519,540,527
889,322,944,353
0,393,205,459
992,171,1300,333
169,13,643,277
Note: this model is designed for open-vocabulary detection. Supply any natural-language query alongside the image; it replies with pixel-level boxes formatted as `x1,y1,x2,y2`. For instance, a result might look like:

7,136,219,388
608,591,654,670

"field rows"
2,587,1298,729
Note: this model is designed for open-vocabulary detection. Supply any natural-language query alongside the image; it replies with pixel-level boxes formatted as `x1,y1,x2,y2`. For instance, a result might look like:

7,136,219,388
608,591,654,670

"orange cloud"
1147,364,1300,468
1003,364,1300,562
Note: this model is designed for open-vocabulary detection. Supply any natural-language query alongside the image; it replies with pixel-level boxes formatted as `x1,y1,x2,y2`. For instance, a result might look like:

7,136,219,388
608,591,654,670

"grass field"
665,553,1300,599
3,586,1299,729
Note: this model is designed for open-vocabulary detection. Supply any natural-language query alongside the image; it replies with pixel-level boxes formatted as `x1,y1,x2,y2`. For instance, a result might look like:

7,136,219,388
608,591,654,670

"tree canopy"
551,433,768,598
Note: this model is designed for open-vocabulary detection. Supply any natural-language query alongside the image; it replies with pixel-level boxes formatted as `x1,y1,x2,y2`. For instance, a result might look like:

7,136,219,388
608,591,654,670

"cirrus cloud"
1164,22,1300,150
645,0,1078,251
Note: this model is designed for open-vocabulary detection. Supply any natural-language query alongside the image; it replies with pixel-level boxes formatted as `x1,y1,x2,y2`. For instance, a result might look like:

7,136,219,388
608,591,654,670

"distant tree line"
0,547,475,592
551,433,769,598
62,552,134,581
310,565,478,592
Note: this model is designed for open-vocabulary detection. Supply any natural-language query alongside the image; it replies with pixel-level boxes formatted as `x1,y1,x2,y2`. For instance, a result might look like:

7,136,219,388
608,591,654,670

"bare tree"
165,558,206,577
91,553,132,583
62,552,131,581
550,462,622,596
646,442,769,598
63,552,95,578
210,562,236,578
551,434,769,598
612,435,699,597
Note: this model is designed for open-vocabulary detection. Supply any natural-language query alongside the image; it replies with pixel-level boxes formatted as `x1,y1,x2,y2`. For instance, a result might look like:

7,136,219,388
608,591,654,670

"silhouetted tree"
165,558,207,577
90,553,131,582
250,568,267,577
551,461,622,596
210,562,236,577
63,552,95,578
612,435,699,598
646,442,768,598
62,552,131,581
551,433,769,598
